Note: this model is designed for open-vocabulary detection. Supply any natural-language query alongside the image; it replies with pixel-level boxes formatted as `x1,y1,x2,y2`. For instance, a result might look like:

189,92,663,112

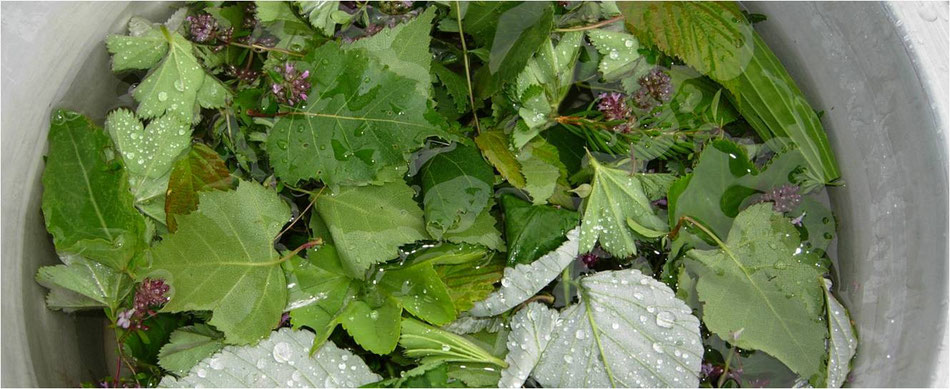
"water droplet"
563,355,573,363
208,357,223,370
174,80,185,92
575,330,585,339
652,342,664,353
157,92,168,102
656,311,675,328
178,129,186,136
272,342,292,363
196,368,207,378
441,345,451,352
624,40,634,48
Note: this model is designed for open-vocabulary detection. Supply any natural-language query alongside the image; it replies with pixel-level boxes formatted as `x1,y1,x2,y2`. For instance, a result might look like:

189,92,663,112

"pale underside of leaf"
532,270,703,388
498,302,559,388
468,228,579,317
158,324,226,376
160,328,381,387
823,279,856,388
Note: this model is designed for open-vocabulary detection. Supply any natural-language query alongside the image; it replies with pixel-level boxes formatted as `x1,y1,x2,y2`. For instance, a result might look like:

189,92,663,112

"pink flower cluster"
116,278,170,331
271,62,311,106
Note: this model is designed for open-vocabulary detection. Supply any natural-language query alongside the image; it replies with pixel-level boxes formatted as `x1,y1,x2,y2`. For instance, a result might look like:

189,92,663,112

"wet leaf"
822,279,857,388
420,144,495,239
498,302,559,388
36,255,134,313
164,143,234,232
474,129,525,188
501,194,579,265
158,324,225,376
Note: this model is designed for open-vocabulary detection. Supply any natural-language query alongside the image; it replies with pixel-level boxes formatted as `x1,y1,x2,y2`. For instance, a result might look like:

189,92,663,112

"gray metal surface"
1,1,947,387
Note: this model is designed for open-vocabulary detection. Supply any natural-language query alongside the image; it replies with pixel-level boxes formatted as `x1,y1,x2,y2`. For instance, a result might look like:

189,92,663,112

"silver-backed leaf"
824,279,857,388
468,228,579,317
499,303,559,388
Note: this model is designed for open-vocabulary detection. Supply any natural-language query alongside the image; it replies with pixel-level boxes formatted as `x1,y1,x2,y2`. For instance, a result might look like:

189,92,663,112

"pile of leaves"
37,1,856,388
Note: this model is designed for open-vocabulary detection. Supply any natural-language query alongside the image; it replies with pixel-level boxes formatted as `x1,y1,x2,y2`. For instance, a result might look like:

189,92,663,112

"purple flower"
754,184,803,213
211,27,233,52
134,278,170,313
116,309,134,329
243,3,259,29
597,92,630,121
186,14,219,43
271,62,312,106
227,65,261,83
632,68,673,110
700,362,716,378
279,312,292,327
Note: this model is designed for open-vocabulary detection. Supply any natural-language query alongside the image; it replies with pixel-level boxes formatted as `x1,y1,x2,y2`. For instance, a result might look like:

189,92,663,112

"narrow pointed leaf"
823,279,857,388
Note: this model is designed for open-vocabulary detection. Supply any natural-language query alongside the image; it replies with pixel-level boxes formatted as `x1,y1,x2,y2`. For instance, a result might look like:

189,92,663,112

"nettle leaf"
469,228,580,317
442,197,504,251
474,129,525,188
105,109,191,223
586,29,648,82
295,1,340,36
432,61,470,113
823,279,857,388
158,324,225,376
619,2,753,83
314,180,428,278
686,203,828,379
532,270,703,387
498,302,559,388
510,32,583,147
41,110,147,270
579,156,667,257
160,328,380,387
670,139,807,238
35,255,134,313
420,144,495,239
125,28,225,124
501,194,579,266
348,7,436,94
620,2,839,184
516,137,563,205
148,180,290,344
267,42,443,187
164,143,234,232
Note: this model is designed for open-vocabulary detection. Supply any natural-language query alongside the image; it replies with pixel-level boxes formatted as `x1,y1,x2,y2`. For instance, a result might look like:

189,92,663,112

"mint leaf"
42,110,147,270
484,2,555,93
474,129,525,188
157,324,225,376
516,136,568,204
586,29,647,82
348,7,437,94
35,255,133,313
420,144,495,239
432,61,470,113
686,203,828,379
579,156,667,257
406,244,505,314
670,140,807,238
379,262,457,325
105,108,191,223
314,180,428,278
469,228,580,317
532,270,703,387
164,143,234,232
501,194,579,265
267,42,443,187
160,328,381,387
148,180,290,344
510,31,583,146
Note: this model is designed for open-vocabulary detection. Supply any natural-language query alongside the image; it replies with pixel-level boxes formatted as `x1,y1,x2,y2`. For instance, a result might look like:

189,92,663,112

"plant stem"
718,345,736,387
227,41,305,57
454,1,481,134
273,186,324,243
561,266,572,306
555,15,624,32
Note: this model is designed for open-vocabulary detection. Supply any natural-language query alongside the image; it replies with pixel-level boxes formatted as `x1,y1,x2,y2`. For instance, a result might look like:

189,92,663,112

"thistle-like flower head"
186,14,219,43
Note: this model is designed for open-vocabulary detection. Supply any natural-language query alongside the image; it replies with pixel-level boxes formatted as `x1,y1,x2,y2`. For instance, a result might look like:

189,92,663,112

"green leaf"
105,26,168,72
671,140,808,238
627,218,667,239
420,144,495,239
131,29,214,124
686,203,828,379
498,302,559,388
620,2,839,183
284,245,357,348
441,198,504,251
42,110,147,270
431,61,470,113
105,108,191,224
516,137,563,204
379,262,457,326
822,280,857,388
348,7,436,95
164,143,234,232
267,42,443,187
157,324,225,376
619,2,754,82
341,297,403,354
474,129,525,188
295,1,340,36
35,255,134,313
484,2,555,91
160,328,381,387
469,228,579,317
510,31,584,145
418,245,506,313
637,172,677,201
501,194,579,265
532,269,704,387
148,180,291,344
399,317,507,368
372,363,463,388
314,180,428,278
578,156,667,257
586,29,646,82
125,313,186,366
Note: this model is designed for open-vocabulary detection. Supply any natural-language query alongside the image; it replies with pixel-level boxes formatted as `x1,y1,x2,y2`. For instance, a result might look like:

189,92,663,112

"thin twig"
455,1,481,134
227,41,305,57
274,186,325,243
554,15,624,32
